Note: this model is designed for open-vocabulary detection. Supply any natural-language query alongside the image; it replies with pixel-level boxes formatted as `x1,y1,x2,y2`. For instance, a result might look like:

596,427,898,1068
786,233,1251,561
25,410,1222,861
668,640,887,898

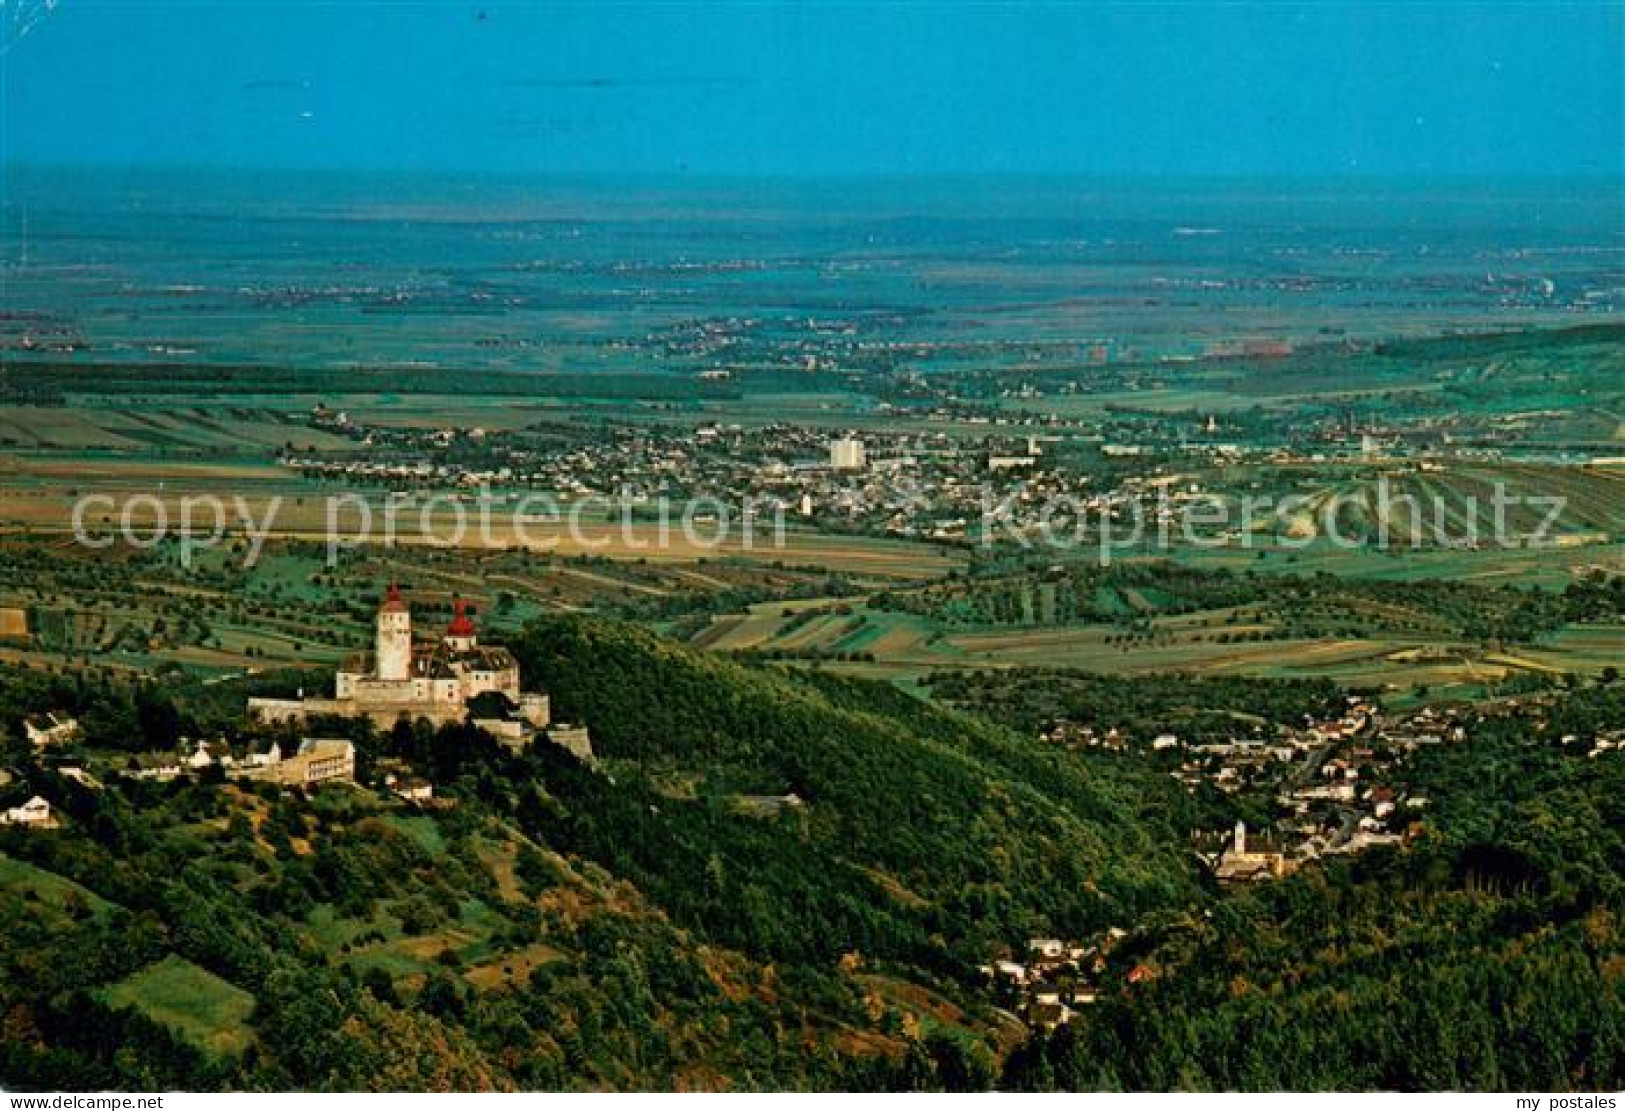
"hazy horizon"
2,2,1620,179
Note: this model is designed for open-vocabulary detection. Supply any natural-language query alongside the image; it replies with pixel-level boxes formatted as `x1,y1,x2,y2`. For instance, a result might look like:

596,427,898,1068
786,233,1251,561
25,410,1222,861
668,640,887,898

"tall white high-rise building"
829,436,866,472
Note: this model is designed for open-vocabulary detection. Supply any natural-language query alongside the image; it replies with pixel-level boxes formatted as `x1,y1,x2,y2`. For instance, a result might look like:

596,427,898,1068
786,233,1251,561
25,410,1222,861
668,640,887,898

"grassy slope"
99,955,257,1057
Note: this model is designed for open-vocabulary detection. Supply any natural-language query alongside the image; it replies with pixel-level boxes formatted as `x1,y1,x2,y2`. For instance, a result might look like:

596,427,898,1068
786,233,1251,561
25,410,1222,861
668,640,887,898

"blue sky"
2,2,1620,177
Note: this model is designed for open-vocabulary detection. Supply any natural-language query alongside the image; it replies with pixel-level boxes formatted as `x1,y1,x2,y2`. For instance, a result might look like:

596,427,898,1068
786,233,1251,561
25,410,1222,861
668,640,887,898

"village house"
386,774,435,804
25,713,79,748
0,795,56,829
187,738,234,772
992,959,1029,985
261,739,356,789
1326,827,1404,855
58,766,102,791
128,753,185,781
1027,938,1066,960
1030,980,1063,1007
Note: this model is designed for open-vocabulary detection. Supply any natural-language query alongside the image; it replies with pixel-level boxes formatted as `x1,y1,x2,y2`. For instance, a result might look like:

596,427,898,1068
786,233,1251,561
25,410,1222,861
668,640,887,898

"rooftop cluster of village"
981,929,1162,1033
280,408,1466,547
2,725,420,834
976,693,1621,1033
1043,696,1622,886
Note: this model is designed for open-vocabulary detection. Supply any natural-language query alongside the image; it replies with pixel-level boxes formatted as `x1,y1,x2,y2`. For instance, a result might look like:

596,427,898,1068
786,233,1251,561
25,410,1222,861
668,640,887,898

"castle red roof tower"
447,598,476,639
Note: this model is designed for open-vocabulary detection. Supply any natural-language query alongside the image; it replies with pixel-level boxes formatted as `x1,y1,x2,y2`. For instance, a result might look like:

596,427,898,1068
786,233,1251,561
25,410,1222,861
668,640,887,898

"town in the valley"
280,398,1612,551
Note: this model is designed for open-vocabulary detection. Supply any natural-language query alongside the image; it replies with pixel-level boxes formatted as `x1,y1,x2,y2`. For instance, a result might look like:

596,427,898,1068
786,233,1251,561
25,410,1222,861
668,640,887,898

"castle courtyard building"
251,588,548,730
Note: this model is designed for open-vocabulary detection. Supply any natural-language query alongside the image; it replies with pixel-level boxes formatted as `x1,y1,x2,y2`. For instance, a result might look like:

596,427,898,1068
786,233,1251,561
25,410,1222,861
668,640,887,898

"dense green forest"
924,668,1346,740
0,617,1620,1090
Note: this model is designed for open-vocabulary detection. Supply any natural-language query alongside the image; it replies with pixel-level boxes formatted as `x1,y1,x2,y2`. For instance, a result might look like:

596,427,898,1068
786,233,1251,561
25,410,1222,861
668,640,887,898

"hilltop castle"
250,587,550,732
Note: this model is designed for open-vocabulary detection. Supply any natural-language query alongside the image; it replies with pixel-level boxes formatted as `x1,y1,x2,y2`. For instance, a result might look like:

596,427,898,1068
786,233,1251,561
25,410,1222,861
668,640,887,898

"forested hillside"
0,617,1196,1090
0,618,1620,1090
511,617,1202,960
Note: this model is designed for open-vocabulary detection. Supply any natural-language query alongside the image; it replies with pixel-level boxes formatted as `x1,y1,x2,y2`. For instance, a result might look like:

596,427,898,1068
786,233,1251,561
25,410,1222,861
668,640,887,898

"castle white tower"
375,584,412,681
1233,820,1247,856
